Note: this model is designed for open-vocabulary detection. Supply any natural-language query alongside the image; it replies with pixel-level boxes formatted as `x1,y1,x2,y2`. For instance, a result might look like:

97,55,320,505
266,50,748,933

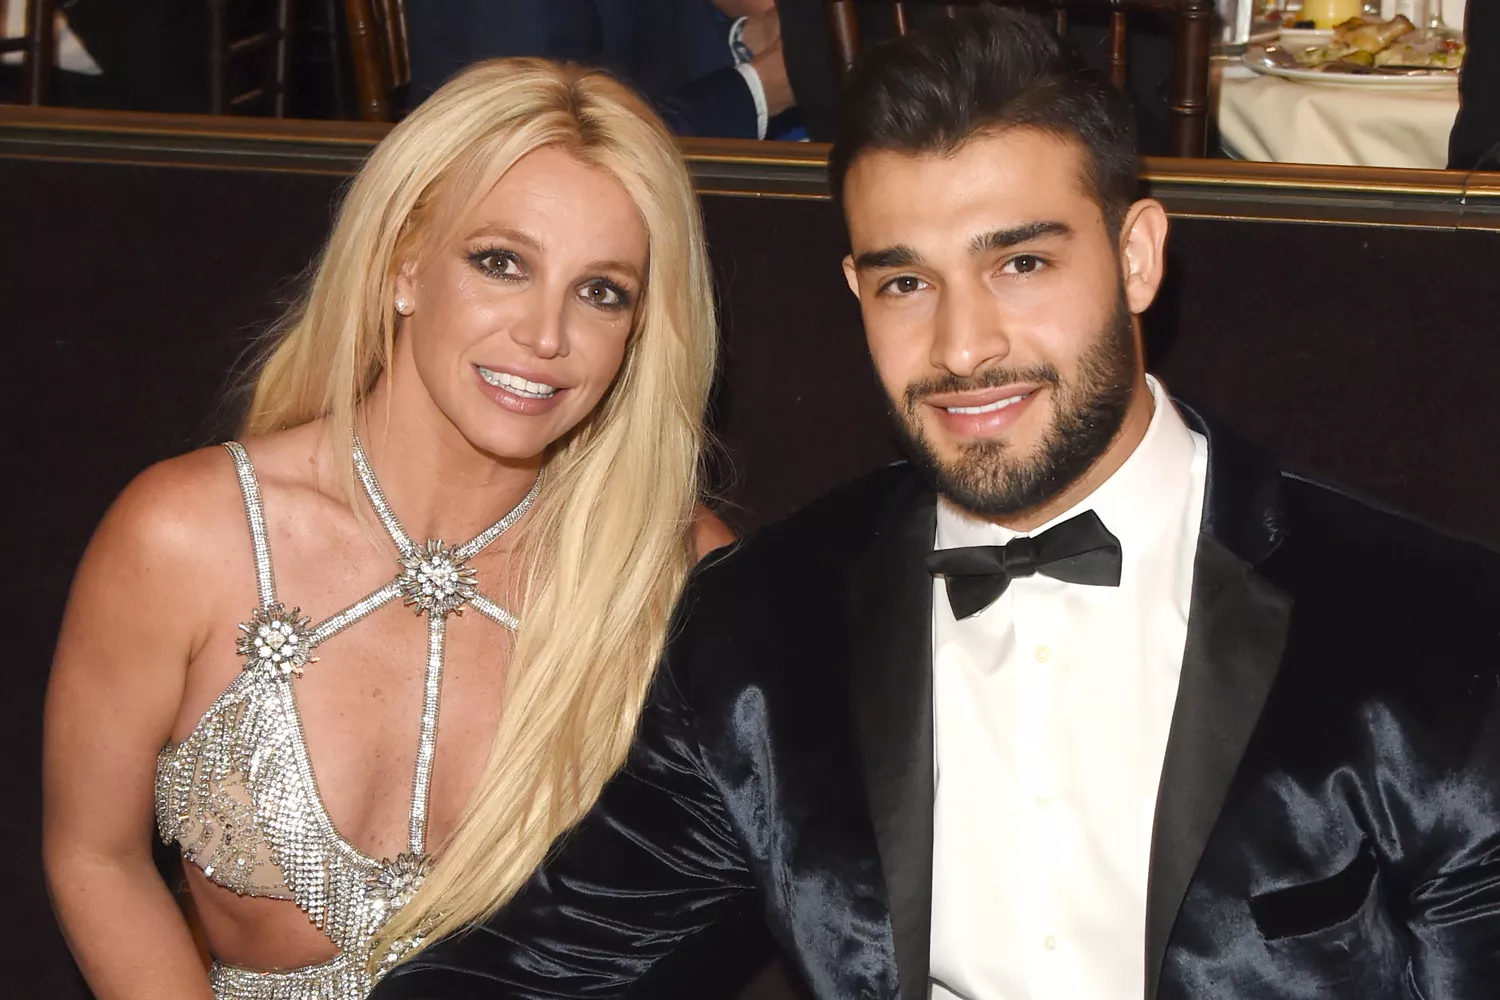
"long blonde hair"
241,59,717,963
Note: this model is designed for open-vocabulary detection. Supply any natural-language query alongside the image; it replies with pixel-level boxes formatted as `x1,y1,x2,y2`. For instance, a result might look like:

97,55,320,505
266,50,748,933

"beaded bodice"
155,441,539,999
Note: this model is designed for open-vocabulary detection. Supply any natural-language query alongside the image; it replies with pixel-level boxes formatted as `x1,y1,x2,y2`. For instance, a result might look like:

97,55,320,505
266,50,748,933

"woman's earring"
394,296,412,315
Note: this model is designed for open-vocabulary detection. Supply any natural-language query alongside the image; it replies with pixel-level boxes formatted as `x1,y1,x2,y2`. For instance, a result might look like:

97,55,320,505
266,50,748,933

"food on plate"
1374,35,1466,69
1291,15,1465,71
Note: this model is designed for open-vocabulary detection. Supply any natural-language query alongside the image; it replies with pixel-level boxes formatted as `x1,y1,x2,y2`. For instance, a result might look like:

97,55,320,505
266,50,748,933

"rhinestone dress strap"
409,615,445,857
349,436,544,559
224,442,277,610
469,593,520,632
454,473,543,562
351,437,415,557
348,433,541,862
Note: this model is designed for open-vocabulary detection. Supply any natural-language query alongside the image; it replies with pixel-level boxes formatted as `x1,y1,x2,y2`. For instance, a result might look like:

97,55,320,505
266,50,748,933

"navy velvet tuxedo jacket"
377,409,1500,1000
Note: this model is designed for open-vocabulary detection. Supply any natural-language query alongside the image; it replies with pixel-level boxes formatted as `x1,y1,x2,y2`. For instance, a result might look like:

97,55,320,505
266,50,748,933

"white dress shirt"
727,16,769,139
929,376,1208,1000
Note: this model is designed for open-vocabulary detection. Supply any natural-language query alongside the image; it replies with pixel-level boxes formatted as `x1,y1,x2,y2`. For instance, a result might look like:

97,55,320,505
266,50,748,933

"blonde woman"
42,59,728,1000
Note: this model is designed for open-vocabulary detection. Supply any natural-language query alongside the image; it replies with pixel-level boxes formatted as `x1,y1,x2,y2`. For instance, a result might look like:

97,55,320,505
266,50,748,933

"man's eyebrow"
970,221,1073,254
853,245,922,270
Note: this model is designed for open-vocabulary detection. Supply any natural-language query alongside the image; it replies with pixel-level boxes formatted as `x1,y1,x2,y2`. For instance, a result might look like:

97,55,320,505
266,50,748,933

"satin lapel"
1143,533,1292,1000
847,475,937,1000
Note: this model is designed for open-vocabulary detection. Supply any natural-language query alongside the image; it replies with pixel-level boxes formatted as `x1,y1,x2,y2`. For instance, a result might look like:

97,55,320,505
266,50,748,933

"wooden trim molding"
2,106,1498,231
0,105,387,174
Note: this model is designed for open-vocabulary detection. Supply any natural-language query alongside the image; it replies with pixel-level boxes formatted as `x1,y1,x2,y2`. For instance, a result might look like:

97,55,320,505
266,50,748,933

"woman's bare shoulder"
97,422,328,572
102,446,245,553
56,446,253,671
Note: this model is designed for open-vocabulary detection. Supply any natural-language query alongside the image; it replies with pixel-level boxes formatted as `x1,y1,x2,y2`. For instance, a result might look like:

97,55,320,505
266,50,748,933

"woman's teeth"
946,392,1029,416
478,366,557,399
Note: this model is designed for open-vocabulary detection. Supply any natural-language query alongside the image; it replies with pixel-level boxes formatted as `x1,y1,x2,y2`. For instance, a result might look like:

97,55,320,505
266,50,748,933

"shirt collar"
935,375,1198,561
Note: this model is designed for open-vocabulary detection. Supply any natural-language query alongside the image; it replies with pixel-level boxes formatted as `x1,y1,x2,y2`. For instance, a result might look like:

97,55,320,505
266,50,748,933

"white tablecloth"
1217,69,1460,169
0,0,99,74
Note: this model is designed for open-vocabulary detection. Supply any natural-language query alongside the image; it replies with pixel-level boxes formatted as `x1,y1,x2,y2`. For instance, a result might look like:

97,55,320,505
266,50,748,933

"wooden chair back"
207,0,295,116
0,0,57,105
344,0,409,121
824,0,1213,157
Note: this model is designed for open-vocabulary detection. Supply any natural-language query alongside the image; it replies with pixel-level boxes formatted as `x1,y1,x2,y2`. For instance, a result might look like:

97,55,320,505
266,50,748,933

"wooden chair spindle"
22,0,56,105
827,0,861,77
1108,9,1128,90
1169,0,1213,156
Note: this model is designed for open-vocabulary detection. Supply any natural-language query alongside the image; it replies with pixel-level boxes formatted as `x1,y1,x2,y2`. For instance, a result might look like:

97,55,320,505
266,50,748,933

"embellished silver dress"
155,441,538,1000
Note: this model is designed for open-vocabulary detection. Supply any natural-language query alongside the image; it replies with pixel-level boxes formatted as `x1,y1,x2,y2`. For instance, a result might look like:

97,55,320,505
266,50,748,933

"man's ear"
1118,199,1169,315
842,254,860,298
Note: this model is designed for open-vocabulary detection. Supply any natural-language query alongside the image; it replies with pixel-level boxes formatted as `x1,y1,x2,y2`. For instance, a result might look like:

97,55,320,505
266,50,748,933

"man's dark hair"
828,7,1141,232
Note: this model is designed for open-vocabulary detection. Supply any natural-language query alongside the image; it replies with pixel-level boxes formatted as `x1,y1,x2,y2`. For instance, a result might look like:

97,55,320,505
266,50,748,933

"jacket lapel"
1144,404,1294,1000
847,469,938,1000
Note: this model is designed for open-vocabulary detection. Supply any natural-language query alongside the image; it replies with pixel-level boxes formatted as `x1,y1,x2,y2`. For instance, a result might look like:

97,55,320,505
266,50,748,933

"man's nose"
930,278,1009,377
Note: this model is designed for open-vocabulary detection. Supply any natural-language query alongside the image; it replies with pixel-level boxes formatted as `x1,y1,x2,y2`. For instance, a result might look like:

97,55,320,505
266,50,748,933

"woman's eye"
881,275,928,296
580,280,630,310
471,250,524,280
1002,254,1045,276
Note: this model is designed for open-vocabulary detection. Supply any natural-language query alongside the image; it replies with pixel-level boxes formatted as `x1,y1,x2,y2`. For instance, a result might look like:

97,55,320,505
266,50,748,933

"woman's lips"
474,365,568,415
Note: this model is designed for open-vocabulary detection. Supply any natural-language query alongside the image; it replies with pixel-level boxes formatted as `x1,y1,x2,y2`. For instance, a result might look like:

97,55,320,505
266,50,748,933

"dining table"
1216,60,1460,169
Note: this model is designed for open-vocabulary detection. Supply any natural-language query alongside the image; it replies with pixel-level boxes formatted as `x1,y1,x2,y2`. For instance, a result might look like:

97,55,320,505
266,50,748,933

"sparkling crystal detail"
368,851,432,913
235,604,315,679
155,440,538,998
397,540,478,618
211,952,371,1000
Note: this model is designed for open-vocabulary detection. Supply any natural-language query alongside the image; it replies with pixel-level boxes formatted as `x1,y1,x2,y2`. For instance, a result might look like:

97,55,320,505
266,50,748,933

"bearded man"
375,9,1500,1000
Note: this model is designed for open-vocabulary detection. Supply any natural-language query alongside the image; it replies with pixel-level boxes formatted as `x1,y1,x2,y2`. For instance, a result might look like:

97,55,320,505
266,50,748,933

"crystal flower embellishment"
236,604,316,679
398,540,477,617
370,851,432,912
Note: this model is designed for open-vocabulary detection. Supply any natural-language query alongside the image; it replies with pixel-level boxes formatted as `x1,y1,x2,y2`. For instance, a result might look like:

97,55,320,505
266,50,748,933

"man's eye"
1002,255,1045,275
881,275,927,296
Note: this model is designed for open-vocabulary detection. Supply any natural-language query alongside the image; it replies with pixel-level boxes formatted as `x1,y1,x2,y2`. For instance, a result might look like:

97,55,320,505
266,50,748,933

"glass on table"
1297,0,1363,26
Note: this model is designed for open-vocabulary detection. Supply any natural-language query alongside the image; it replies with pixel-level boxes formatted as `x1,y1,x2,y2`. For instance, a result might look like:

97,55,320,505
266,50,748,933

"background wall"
6,153,1499,994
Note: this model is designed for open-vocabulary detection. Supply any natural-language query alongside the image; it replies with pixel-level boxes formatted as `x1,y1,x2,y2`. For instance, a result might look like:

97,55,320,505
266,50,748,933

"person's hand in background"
715,0,794,117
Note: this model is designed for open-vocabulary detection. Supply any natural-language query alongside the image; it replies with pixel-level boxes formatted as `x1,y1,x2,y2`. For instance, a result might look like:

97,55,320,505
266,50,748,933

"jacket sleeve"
372,643,761,999
1403,690,1500,998
654,64,760,139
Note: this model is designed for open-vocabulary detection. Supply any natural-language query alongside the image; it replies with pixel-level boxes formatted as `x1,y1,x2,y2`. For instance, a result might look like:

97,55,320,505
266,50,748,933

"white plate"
1242,43,1460,88
1277,28,1335,46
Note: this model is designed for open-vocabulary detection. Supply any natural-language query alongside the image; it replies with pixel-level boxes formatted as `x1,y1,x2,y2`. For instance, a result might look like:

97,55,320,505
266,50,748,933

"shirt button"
1043,935,1058,951
1034,645,1051,663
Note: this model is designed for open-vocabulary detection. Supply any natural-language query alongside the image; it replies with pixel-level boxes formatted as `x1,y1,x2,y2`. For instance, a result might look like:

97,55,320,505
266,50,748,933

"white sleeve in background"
735,61,769,140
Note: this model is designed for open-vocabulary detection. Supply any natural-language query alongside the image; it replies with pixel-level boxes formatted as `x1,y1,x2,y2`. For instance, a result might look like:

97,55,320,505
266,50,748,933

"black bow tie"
925,510,1123,620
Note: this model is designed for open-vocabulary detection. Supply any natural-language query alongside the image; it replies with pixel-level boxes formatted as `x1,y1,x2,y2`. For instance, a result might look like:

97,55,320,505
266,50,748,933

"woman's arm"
43,457,226,1000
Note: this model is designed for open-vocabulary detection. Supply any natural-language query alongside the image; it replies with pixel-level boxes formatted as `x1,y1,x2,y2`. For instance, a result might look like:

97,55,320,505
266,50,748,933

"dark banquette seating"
5,115,1500,997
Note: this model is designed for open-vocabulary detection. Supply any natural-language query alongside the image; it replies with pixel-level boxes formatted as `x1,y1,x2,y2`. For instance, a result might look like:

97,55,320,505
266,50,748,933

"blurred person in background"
407,0,797,139
1450,0,1499,169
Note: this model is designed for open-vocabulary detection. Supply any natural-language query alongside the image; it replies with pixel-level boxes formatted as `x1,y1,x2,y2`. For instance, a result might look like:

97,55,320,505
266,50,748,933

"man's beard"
890,289,1137,519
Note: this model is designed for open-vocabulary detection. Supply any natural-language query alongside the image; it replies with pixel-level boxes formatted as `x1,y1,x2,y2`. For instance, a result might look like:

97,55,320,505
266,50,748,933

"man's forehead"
843,130,1092,244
